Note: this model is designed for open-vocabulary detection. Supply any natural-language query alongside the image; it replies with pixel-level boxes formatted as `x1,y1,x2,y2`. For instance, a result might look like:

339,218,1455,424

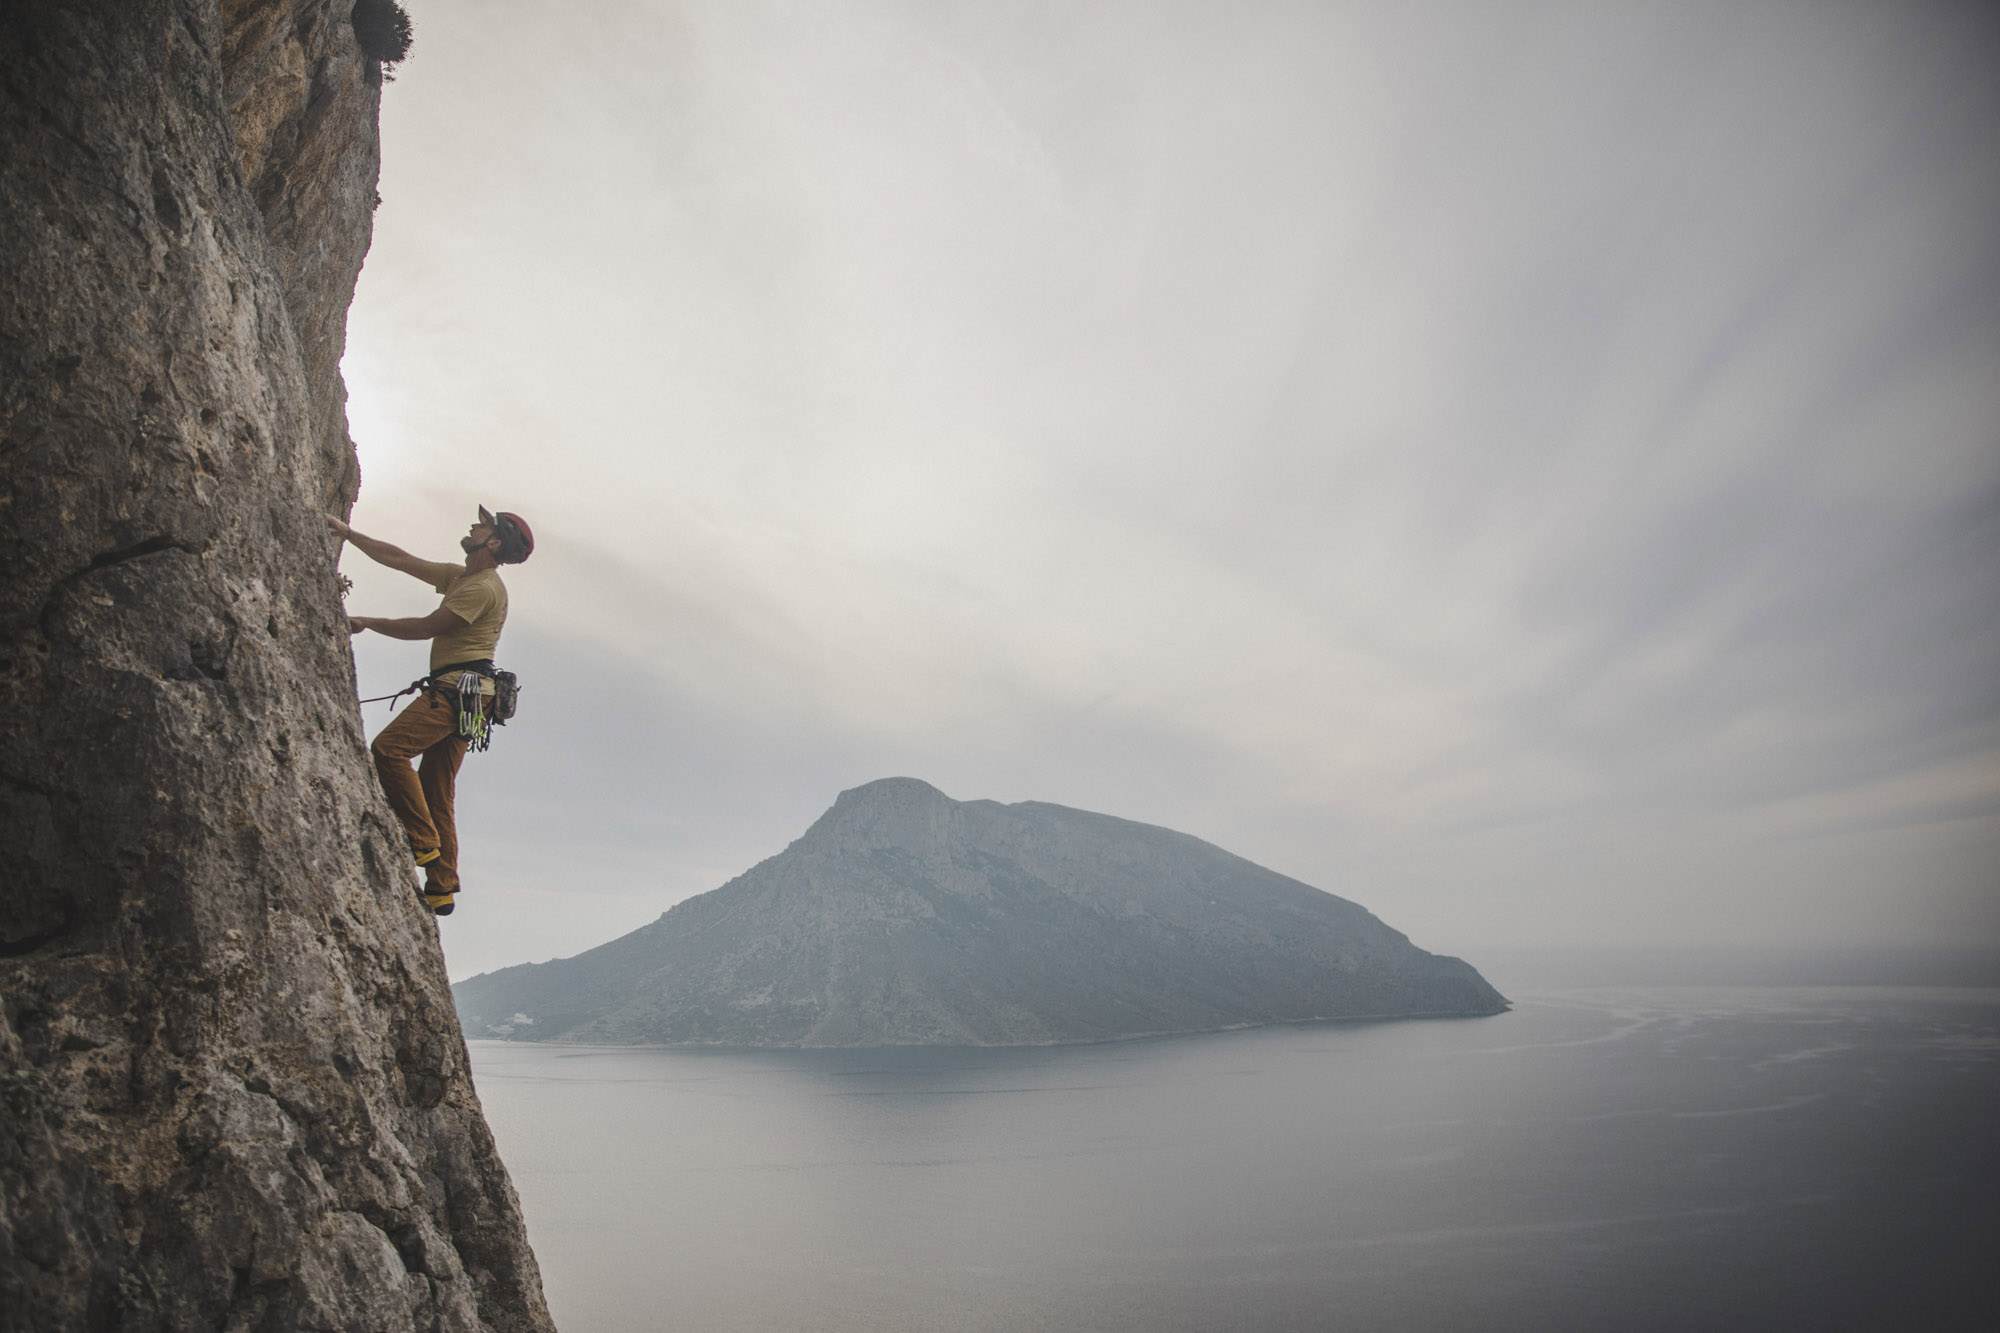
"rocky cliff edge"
1,4,553,1328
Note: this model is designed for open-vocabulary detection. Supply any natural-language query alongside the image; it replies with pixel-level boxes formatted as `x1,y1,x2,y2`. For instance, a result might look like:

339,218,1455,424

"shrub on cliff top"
352,0,414,76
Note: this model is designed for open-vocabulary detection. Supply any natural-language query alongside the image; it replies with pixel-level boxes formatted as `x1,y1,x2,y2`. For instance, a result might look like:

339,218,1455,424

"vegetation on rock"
351,0,415,76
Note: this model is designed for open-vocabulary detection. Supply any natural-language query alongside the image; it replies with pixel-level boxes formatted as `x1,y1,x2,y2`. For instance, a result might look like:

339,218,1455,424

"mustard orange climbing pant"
370,689,488,894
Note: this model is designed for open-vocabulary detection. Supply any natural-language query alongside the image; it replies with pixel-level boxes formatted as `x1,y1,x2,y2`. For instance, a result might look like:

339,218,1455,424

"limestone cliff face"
1,4,553,1329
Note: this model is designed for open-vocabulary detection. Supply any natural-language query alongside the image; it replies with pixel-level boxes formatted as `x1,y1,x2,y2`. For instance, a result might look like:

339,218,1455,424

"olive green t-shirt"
420,561,507,691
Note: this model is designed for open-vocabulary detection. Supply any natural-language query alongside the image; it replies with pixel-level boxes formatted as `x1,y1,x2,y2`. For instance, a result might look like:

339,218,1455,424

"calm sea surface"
467,985,2000,1331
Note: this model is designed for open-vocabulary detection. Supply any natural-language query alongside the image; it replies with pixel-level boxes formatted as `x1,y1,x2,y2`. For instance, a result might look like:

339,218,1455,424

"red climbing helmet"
478,505,535,564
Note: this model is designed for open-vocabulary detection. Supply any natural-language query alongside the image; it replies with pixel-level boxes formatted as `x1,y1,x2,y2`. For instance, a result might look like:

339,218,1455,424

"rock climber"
328,505,533,917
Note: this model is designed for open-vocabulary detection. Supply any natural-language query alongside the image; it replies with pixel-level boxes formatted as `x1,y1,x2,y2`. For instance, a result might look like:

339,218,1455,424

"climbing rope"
359,677,430,708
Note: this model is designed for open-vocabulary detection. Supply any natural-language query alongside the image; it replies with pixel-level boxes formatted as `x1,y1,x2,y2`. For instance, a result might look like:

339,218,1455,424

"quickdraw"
456,668,493,752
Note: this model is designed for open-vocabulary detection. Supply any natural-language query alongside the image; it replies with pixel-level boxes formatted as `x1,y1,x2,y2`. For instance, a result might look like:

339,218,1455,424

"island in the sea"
453,777,1508,1046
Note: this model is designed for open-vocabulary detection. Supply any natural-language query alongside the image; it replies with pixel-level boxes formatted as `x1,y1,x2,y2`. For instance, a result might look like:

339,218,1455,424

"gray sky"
338,0,2000,981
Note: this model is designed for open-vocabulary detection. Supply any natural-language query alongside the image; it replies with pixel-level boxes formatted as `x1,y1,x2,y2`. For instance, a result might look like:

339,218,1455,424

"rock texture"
455,778,1508,1047
1,4,553,1329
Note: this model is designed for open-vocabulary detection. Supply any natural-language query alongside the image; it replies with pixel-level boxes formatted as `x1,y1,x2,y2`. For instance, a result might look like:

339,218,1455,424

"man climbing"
328,506,534,917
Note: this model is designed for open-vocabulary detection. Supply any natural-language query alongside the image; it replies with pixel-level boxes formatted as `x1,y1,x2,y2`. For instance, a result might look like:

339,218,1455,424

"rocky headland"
2,4,551,1328
454,778,1508,1047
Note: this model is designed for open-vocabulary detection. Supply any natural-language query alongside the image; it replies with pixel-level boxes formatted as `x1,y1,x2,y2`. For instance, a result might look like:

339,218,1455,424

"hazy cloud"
340,0,2000,978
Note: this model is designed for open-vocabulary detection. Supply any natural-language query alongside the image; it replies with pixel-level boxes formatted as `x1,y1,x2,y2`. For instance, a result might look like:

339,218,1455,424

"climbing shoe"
414,876,455,917
414,846,442,868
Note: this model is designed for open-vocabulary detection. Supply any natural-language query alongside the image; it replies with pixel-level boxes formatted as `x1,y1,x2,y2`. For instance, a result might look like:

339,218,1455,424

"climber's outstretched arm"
349,606,469,640
327,514,438,583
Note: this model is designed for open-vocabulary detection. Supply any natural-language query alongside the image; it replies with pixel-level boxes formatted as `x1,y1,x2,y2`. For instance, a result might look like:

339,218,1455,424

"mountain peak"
802,776,962,851
833,776,955,808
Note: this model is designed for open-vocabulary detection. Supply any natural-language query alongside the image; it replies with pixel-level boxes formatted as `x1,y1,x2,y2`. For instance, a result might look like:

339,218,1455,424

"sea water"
466,983,2000,1331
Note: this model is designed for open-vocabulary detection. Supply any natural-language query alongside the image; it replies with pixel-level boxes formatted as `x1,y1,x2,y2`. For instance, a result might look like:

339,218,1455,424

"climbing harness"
358,657,520,753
